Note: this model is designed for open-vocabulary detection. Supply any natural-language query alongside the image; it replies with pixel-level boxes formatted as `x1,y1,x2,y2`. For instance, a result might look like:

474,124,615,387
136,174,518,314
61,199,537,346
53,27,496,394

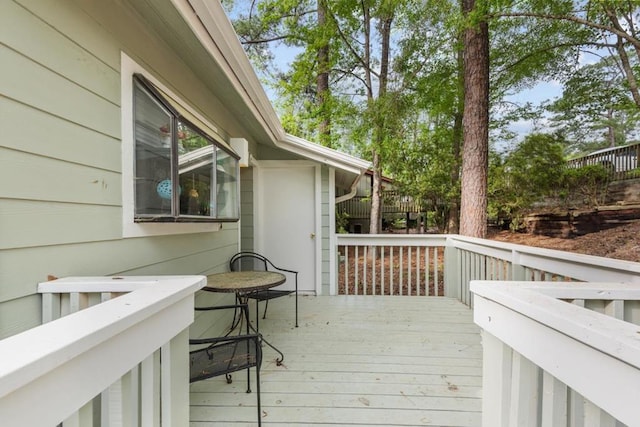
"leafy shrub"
561,164,610,207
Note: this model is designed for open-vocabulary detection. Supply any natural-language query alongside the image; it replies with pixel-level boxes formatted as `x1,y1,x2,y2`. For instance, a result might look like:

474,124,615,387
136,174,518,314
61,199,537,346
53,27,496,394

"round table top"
203,271,286,293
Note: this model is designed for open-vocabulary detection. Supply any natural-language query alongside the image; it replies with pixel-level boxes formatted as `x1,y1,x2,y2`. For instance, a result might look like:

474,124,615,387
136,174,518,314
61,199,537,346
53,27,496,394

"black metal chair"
189,303,262,426
229,251,299,327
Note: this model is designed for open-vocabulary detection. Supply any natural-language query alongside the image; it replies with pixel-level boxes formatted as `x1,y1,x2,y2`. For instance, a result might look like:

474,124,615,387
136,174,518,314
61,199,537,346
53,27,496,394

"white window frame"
121,52,227,237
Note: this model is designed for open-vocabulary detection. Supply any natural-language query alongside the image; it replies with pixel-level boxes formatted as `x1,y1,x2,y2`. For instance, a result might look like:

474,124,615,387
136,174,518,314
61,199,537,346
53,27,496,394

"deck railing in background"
567,142,640,181
0,275,205,427
335,234,640,303
473,281,640,426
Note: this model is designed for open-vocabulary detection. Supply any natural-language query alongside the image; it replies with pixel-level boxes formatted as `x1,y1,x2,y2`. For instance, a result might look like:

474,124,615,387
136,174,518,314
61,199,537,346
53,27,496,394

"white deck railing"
335,234,640,302
472,281,640,426
336,234,448,296
0,275,205,427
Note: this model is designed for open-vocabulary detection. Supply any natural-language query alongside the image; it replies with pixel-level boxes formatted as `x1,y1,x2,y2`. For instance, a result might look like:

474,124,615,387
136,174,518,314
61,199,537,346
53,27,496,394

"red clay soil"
488,221,640,263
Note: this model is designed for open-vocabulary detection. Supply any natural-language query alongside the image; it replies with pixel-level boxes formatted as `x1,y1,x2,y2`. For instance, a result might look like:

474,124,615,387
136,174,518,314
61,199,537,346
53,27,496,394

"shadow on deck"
189,295,482,426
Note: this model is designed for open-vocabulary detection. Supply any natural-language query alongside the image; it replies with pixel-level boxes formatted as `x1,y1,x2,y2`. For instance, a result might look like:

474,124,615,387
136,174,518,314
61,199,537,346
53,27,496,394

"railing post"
511,249,526,281
481,330,513,427
443,238,460,300
161,328,190,426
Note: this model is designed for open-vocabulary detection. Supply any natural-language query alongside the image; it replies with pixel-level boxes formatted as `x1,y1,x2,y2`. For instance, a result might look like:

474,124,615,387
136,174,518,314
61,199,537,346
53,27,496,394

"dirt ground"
488,221,640,263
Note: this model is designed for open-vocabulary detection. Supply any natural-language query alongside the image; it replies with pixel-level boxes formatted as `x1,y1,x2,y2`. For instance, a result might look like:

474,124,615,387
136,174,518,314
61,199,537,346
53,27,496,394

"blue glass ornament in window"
156,179,181,200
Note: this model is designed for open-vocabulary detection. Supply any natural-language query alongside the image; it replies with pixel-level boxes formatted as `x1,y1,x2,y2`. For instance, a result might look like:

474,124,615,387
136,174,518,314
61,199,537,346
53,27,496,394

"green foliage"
488,133,566,228
335,209,350,234
561,164,610,207
547,57,640,153
489,134,613,227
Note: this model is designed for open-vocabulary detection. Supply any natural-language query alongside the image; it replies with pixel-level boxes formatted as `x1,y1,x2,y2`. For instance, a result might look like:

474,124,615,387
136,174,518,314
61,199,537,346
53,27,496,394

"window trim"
121,52,238,237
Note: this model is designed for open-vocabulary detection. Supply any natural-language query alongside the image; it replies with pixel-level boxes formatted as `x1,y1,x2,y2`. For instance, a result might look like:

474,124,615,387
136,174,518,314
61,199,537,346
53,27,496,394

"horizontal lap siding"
321,166,330,294
0,0,240,338
240,168,254,251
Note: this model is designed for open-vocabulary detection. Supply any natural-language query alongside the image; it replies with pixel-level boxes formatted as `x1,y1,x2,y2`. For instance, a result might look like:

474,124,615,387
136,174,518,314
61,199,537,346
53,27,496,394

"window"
132,75,239,222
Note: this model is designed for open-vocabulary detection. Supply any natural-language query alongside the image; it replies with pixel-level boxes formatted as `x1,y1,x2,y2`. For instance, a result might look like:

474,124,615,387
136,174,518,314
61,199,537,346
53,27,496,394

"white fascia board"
175,0,284,141
279,133,371,175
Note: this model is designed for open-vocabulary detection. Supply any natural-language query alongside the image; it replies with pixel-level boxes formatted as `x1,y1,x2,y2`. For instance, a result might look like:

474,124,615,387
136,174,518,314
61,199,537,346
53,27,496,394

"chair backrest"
230,252,269,272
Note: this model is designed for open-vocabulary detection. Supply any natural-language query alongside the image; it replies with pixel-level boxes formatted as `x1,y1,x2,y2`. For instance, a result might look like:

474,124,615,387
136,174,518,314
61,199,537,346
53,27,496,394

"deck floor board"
190,295,482,426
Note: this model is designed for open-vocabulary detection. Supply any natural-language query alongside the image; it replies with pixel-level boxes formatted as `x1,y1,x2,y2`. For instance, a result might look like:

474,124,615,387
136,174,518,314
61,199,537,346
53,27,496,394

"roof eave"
278,134,371,175
173,0,371,175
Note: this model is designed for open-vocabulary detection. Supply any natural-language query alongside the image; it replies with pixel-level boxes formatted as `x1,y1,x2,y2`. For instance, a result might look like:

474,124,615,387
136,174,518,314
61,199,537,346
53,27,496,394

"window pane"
178,121,215,217
134,82,172,216
216,147,239,218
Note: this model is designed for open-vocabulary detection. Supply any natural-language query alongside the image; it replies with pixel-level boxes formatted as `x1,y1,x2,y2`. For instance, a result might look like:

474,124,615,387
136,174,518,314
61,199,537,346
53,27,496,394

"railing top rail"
37,275,191,293
336,233,640,270
471,281,640,368
335,233,449,246
472,280,640,425
448,234,640,277
0,275,206,399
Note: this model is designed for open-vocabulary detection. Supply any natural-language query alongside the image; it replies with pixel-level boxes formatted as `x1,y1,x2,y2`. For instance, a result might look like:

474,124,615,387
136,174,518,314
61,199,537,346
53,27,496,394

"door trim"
254,160,322,294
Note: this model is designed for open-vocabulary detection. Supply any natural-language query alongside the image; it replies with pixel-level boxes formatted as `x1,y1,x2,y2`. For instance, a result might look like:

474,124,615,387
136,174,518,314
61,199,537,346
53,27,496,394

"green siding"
1,98,121,171
0,0,243,339
321,166,331,294
240,167,254,251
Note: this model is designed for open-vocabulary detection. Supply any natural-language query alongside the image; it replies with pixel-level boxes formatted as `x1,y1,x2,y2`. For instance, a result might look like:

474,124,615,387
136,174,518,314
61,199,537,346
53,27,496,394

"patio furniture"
204,271,287,365
229,251,299,327
189,303,263,426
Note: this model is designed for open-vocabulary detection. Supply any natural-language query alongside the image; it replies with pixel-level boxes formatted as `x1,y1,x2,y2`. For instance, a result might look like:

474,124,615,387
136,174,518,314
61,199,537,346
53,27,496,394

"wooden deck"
189,295,482,426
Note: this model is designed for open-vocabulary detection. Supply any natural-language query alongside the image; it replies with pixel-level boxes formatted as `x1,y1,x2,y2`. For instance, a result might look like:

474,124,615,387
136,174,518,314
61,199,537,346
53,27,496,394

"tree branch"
322,6,378,84
491,11,640,51
499,41,616,73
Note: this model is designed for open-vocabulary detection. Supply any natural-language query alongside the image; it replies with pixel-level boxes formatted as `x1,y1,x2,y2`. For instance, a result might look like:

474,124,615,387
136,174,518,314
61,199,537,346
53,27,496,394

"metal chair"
229,251,299,327
189,303,262,426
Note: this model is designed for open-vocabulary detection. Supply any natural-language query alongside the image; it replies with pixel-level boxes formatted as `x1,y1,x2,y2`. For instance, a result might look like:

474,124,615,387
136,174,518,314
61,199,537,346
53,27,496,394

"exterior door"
256,162,318,294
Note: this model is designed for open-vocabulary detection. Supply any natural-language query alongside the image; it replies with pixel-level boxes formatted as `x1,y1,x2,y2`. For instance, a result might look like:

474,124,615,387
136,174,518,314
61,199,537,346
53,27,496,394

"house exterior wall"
240,167,254,251
0,0,246,339
321,166,331,294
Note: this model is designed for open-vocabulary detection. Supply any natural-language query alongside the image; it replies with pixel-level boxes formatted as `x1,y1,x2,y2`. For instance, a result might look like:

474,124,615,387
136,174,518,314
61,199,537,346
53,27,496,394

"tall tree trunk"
448,36,464,234
369,13,393,236
370,151,382,234
614,34,640,108
317,0,331,147
603,3,640,108
606,108,616,147
460,0,489,238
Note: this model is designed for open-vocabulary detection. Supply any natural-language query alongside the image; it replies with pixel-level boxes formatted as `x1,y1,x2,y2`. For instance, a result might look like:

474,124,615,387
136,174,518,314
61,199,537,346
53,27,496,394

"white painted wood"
481,331,512,427
161,329,190,427
541,371,567,427
256,161,318,294
585,399,617,427
0,276,204,426
336,234,449,247
190,295,482,426
569,390,585,427
473,282,640,426
509,352,539,427
141,352,160,427
121,368,139,427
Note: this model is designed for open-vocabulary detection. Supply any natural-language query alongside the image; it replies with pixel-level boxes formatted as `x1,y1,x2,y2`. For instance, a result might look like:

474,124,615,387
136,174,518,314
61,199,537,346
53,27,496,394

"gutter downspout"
336,169,366,204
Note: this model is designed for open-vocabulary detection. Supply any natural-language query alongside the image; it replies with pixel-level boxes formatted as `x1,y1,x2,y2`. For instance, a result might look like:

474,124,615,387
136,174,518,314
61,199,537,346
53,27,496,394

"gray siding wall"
321,166,331,294
0,0,242,339
240,167,254,251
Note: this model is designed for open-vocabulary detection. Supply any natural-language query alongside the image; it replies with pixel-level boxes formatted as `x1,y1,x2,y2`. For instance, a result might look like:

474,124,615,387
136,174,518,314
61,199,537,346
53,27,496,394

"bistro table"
204,271,286,364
